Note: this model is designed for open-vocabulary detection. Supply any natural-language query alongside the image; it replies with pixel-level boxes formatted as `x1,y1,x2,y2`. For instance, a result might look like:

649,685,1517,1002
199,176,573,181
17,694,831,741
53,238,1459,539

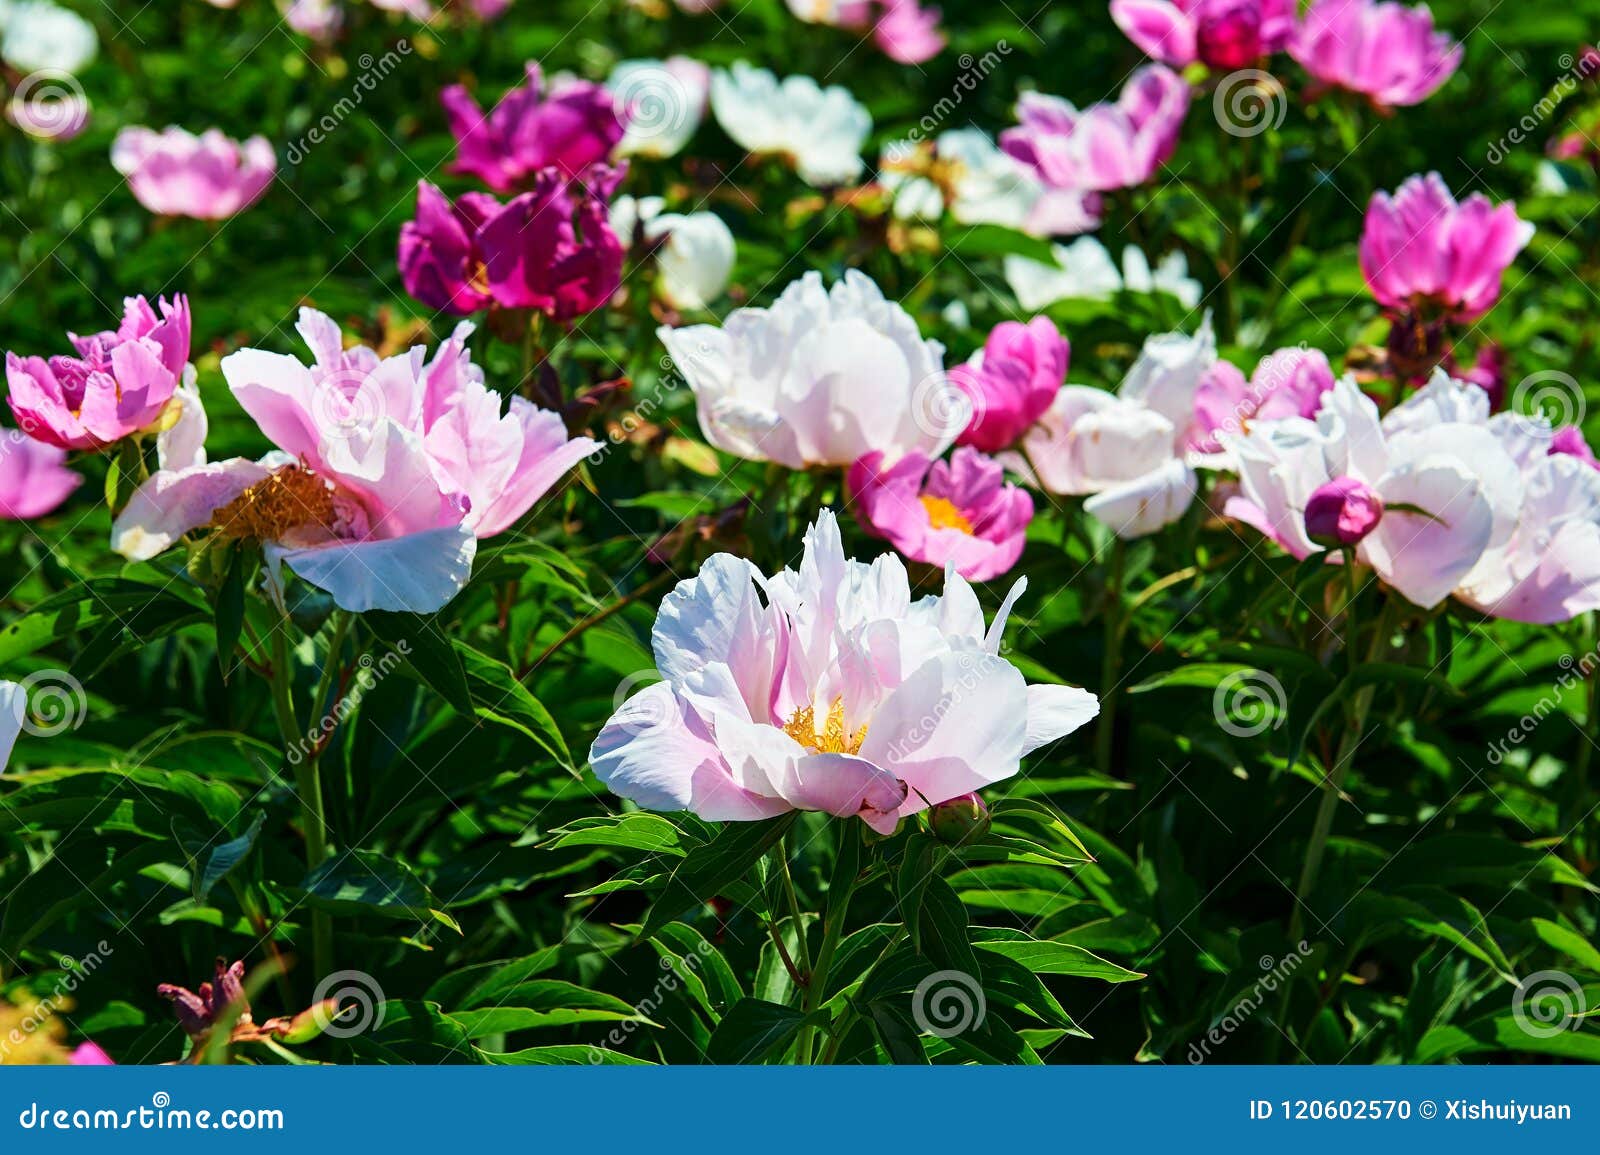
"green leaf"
640,815,795,940
1531,918,1600,973
365,612,473,713
298,850,461,932
919,877,979,978
706,998,820,1064
457,643,573,768
425,949,564,1010
480,1045,653,1065
213,546,247,682
545,813,686,856
970,929,1145,983
194,811,264,903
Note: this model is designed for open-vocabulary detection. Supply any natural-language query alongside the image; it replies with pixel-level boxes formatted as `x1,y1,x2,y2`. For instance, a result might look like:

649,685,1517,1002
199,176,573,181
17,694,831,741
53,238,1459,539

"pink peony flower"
399,171,626,321
1111,0,1295,70
0,434,82,519
69,1042,114,1065
442,63,626,194
1304,475,1383,546
112,309,596,613
847,447,1034,581
1550,425,1599,470
6,295,192,451
589,510,1098,832
1359,173,1533,323
1188,346,1332,453
1290,0,1462,109
873,0,945,64
949,317,1069,453
1001,64,1190,193
111,127,275,219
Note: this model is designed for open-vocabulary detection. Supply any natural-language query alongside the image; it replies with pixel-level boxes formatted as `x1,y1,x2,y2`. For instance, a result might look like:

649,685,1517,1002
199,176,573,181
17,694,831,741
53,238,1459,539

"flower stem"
1095,537,1128,776
795,837,859,1065
269,622,333,979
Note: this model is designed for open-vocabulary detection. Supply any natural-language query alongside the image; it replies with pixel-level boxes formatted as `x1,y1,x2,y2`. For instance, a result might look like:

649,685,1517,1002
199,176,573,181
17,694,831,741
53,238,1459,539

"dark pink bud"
1304,476,1383,548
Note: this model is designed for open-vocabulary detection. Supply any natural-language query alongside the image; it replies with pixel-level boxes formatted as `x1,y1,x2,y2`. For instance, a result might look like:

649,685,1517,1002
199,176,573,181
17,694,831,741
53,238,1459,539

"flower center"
920,495,973,534
782,698,867,757
210,466,343,543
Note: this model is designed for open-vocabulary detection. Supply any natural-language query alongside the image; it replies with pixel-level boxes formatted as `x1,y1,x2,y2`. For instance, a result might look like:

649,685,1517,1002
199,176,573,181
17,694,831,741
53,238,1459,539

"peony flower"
1188,346,1333,455
659,270,962,469
0,432,81,518
1111,0,1295,70
0,680,22,771
112,309,595,613
1290,0,1461,109
280,0,343,39
1001,64,1190,194
399,169,626,321
1359,173,1533,324
710,63,871,187
69,1042,114,1065
1304,475,1384,547
872,0,945,63
847,447,1033,581
0,0,96,75
610,56,711,159
1225,372,1600,620
613,196,736,311
6,294,192,451
1004,236,1202,311
948,317,1069,453
111,127,276,220
1550,425,1599,470
442,63,626,194
589,510,1099,832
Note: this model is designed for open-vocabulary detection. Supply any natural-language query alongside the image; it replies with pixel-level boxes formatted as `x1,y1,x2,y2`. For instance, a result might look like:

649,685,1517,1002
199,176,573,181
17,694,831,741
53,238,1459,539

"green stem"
270,623,333,979
1095,538,1128,776
795,853,859,1065
818,927,907,1065
772,841,812,980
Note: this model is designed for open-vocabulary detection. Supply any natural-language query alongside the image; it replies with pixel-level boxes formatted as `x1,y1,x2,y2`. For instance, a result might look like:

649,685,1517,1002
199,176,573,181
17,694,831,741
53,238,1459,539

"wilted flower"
1359,173,1533,323
1002,64,1190,194
1111,0,1295,70
949,317,1069,452
6,294,193,451
710,63,871,187
1290,0,1462,109
610,56,711,159
1304,475,1384,547
159,958,249,1040
113,309,595,613
848,446,1034,581
613,196,736,311
659,270,961,468
590,510,1099,831
442,63,626,193
111,127,276,220
0,434,81,518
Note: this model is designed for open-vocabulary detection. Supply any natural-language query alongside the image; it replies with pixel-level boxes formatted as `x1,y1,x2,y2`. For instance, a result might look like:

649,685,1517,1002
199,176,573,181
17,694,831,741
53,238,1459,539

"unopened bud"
1304,476,1383,549
929,792,990,845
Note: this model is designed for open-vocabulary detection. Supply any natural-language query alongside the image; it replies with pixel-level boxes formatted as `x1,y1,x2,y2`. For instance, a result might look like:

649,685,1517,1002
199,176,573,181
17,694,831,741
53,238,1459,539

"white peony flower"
610,56,711,160
1004,236,1202,312
614,195,736,312
1,0,97,75
710,62,870,187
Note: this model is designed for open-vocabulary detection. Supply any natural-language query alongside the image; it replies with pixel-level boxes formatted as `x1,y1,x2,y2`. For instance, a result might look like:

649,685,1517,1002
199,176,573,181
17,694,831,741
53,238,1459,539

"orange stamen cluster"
211,466,340,542
782,698,868,756
920,495,974,535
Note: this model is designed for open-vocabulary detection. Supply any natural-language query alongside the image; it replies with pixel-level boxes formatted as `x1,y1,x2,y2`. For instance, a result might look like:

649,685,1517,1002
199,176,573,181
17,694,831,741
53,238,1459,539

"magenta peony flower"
847,447,1034,582
0,434,82,519
1550,425,1599,470
1359,173,1533,323
111,127,275,219
69,1042,115,1065
1290,0,1462,109
1304,475,1384,547
873,0,945,64
6,294,192,451
1111,0,1295,70
589,510,1097,832
399,170,626,321
1001,64,1190,193
1188,346,1333,453
949,317,1069,453
442,63,626,194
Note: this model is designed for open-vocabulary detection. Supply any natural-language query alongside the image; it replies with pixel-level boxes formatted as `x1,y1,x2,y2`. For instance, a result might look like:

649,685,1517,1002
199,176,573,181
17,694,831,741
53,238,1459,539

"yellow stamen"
920,495,974,534
210,466,340,542
782,698,868,757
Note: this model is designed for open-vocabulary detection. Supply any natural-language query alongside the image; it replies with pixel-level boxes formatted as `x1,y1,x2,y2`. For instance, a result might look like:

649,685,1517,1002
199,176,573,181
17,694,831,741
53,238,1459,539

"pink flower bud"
929,791,990,845
1304,476,1383,548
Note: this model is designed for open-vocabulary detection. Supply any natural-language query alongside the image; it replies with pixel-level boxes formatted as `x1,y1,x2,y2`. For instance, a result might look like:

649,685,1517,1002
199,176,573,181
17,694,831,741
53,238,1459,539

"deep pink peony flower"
442,63,626,194
399,170,626,321
1001,64,1190,193
69,1042,115,1065
6,295,192,451
1304,475,1384,547
1188,346,1332,453
847,447,1034,582
1290,0,1462,109
111,127,275,219
949,317,1069,453
1111,0,1295,70
1550,425,1600,470
0,434,83,519
1359,173,1533,323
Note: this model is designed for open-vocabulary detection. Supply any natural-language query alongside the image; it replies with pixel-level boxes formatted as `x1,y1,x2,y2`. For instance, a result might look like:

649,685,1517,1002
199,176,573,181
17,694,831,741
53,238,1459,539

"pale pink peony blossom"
112,127,275,219
589,510,1098,832
0,434,82,519
847,447,1034,581
1290,0,1462,109
1359,173,1533,323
